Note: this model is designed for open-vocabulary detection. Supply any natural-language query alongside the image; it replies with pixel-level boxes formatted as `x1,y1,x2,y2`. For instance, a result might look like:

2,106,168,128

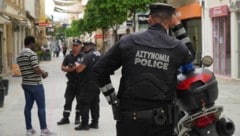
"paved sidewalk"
215,76,240,136
0,55,240,136
0,56,116,136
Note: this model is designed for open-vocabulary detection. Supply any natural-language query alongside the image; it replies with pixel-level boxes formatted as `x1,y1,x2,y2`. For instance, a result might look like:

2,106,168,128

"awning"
0,10,27,24
176,2,202,20
26,11,35,21
0,17,10,24
54,6,84,14
53,0,81,6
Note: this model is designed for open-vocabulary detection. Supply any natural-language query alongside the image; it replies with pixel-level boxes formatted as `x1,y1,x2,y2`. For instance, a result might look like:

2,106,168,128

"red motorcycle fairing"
176,68,218,112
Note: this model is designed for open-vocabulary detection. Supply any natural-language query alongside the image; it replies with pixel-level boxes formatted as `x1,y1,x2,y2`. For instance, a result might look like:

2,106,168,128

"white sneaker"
26,128,36,136
40,129,55,136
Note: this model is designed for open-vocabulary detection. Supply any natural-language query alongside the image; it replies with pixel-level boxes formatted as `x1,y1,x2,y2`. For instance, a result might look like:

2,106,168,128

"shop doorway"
182,19,202,65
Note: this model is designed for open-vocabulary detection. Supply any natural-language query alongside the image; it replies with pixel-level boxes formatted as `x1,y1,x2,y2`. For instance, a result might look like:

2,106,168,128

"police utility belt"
120,105,175,126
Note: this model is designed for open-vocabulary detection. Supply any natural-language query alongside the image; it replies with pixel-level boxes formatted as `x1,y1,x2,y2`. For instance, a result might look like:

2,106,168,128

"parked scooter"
176,56,235,136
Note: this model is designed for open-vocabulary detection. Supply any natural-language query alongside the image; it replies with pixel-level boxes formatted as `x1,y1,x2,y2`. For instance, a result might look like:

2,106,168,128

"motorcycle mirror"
201,56,213,67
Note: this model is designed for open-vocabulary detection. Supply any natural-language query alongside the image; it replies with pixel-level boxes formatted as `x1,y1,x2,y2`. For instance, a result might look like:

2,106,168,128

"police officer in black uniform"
57,39,84,125
74,42,102,130
93,3,195,136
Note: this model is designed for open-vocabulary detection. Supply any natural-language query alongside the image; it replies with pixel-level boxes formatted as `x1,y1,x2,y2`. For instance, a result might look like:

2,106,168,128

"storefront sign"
176,2,201,20
38,22,49,26
209,5,229,18
126,20,132,26
95,34,103,39
138,14,148,24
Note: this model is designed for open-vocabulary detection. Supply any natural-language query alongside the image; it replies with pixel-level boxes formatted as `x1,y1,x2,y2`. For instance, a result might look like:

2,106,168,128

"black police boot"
57,112,70,125
74,124,90,131
89,122,98,129
57,117,70,125
75,112,80,125
75,117,89,130
89,120,98,129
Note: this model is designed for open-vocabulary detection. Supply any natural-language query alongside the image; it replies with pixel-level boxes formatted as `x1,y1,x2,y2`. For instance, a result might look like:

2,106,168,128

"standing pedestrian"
53,42,60,57
57,39,84,125
93,3,195,136
74,42,102,130
16,35,54,136
62,43,67,57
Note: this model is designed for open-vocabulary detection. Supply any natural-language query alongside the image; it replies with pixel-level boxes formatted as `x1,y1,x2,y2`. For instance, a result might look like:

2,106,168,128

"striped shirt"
17,48,42,85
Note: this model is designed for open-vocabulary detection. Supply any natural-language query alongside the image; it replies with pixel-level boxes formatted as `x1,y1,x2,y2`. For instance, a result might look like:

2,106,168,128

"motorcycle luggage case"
176,68,218,112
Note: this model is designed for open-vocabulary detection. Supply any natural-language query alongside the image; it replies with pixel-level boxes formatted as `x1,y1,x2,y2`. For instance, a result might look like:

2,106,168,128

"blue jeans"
22,84,47,130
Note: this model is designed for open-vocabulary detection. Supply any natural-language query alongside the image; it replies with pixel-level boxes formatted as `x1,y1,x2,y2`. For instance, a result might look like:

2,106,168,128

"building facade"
230,0,240,79
0,0,44,75
0,0,26,75
202,0,240,79
169,0,240,79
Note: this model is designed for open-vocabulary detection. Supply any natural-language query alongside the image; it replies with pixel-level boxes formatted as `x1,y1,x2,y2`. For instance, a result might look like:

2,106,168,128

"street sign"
38,22,49,26
126,20,132,26
209,5,229,18
138,15,148,24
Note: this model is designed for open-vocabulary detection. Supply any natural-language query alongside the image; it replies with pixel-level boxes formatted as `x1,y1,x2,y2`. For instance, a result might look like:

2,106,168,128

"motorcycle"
176,56,235,136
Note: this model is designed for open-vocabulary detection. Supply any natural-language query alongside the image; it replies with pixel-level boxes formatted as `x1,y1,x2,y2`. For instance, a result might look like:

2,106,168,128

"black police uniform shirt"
93,24,195,111
80,49,101,82
62,51,84,81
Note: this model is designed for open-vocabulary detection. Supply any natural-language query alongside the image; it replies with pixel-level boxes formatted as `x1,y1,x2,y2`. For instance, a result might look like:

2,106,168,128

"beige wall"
2,24,13,74
0,0,42,75
0,0,26,75
207,0,229,8
39,0,47,45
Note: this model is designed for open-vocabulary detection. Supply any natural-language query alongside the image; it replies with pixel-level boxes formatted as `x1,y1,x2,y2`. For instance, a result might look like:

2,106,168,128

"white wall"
201,0,213,58
229,0,240,78
25,0,36,18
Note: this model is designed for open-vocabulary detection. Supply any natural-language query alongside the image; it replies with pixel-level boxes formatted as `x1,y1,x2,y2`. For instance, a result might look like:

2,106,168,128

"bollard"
0,86,4,107
0,79,9,95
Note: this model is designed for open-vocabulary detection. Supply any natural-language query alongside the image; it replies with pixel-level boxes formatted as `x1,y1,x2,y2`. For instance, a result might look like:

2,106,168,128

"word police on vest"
134,50,169,70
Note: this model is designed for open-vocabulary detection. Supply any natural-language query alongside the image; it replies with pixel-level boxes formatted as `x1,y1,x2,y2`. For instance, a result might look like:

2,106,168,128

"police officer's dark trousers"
62,80,81,120
78,82,100,126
